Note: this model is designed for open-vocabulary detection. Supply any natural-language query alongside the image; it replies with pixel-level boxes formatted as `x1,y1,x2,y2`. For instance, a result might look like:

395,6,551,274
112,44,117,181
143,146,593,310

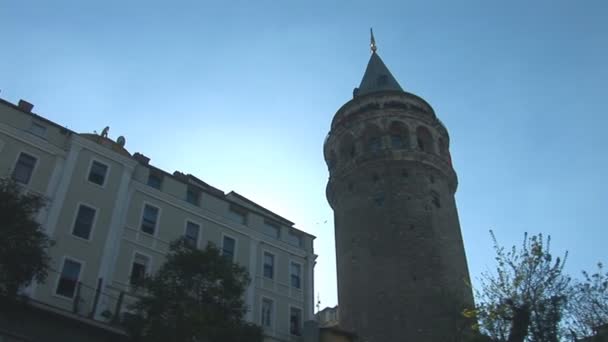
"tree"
472,231,570,342
124,238,263,342
0,178,52,300
566,263,608,339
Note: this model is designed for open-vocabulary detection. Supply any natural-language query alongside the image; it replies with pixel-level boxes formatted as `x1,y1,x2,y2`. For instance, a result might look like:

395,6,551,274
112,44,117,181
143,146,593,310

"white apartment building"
0,97,316,342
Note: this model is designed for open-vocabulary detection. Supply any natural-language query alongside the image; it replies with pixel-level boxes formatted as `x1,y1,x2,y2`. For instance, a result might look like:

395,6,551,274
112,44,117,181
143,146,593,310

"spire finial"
370,28,377,53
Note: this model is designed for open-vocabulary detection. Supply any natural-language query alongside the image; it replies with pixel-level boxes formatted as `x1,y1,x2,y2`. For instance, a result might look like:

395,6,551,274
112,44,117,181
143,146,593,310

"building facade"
0,97,316,342
323,37,474,341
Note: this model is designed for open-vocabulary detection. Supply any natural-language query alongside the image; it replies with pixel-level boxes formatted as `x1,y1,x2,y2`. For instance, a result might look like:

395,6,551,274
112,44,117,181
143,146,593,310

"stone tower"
323,33,474,342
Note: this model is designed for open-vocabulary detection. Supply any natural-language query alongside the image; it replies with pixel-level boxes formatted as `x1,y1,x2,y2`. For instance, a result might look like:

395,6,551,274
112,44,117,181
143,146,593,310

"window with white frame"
263,252,274,279
261,298,274,329
185,221,200,247
56,258,82,298
222,235,236,261
262,220,280,239
289,307,303,336
12,152,37,185
130,253,150,286
71,204,96,240
88,160,108,186
290,262,302,289
141,204,159,235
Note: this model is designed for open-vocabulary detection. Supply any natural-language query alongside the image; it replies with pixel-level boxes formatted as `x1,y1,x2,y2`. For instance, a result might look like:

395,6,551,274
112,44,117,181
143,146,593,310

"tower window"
416,126,434,153
401,169,409,178
391,134,403,149
372,173,380,182
389,121,409,150
369,136,381,152
431,191,441,209
374,193,385,207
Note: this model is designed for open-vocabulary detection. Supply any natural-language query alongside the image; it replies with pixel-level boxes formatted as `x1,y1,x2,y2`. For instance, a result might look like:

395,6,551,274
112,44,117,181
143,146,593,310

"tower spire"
370,28,377,53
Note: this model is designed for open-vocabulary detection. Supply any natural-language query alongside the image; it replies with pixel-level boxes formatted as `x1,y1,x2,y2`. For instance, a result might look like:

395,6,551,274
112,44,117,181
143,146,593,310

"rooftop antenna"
370,27,377,53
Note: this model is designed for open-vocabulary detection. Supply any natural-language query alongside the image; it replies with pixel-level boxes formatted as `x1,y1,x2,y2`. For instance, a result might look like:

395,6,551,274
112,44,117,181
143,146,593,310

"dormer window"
30,121,46,138
186,186,201,206
287,231,303,248
147,171,163,190
262,220,281,239
228,204,247,225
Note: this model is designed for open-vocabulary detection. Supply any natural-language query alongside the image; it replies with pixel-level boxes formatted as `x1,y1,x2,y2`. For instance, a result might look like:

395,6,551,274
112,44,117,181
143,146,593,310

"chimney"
133,153,150,165
18,100,34,113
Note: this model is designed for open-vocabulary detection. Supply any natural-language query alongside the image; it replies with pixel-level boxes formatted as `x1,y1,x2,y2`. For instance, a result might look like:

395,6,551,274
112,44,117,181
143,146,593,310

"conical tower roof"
354,30,403,97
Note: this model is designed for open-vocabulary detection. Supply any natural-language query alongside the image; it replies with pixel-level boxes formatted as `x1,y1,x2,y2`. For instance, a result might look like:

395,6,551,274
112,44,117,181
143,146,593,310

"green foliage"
0,179,52,299
124,238,263,342
472,231,570,342
566,263,608,339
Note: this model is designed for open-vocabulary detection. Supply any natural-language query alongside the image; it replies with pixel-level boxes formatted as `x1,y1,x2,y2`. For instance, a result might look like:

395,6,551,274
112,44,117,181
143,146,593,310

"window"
228,205,247,225
431,191,441,209
373,193,385,207
290,262,302,289
261,298,274,328
141,204,159,235
147,172,162,189
130,253,149,286
287,231,303,248
12,152,37,185
56,258,82,298
263,252,274,279
391,134,403,149
416,126,434,153
289,307,302,336
88,161,108,186
369,136,381,152
71,205,96,240
185,221,200,247
30,122,47,137
262,221,280,239
186,187,200,206
222,235,236,261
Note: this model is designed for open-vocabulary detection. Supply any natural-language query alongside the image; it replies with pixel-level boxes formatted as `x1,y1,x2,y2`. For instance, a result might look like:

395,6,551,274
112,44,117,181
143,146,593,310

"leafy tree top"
125,238,263,342
0,178,52,299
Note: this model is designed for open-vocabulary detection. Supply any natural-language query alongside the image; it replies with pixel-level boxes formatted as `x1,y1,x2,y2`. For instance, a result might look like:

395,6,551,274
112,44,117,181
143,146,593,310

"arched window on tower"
438,137,448,156
364,124,383,153
389,121,409,150
327,150,337,171
416,126,434,153
339,134,356,161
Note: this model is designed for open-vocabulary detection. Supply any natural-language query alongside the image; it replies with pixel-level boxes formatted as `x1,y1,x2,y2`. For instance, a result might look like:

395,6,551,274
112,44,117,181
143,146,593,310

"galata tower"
323,31,474,342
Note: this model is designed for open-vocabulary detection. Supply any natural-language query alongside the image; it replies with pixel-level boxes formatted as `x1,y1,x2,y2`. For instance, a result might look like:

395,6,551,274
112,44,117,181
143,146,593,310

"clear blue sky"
2,0,607,309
